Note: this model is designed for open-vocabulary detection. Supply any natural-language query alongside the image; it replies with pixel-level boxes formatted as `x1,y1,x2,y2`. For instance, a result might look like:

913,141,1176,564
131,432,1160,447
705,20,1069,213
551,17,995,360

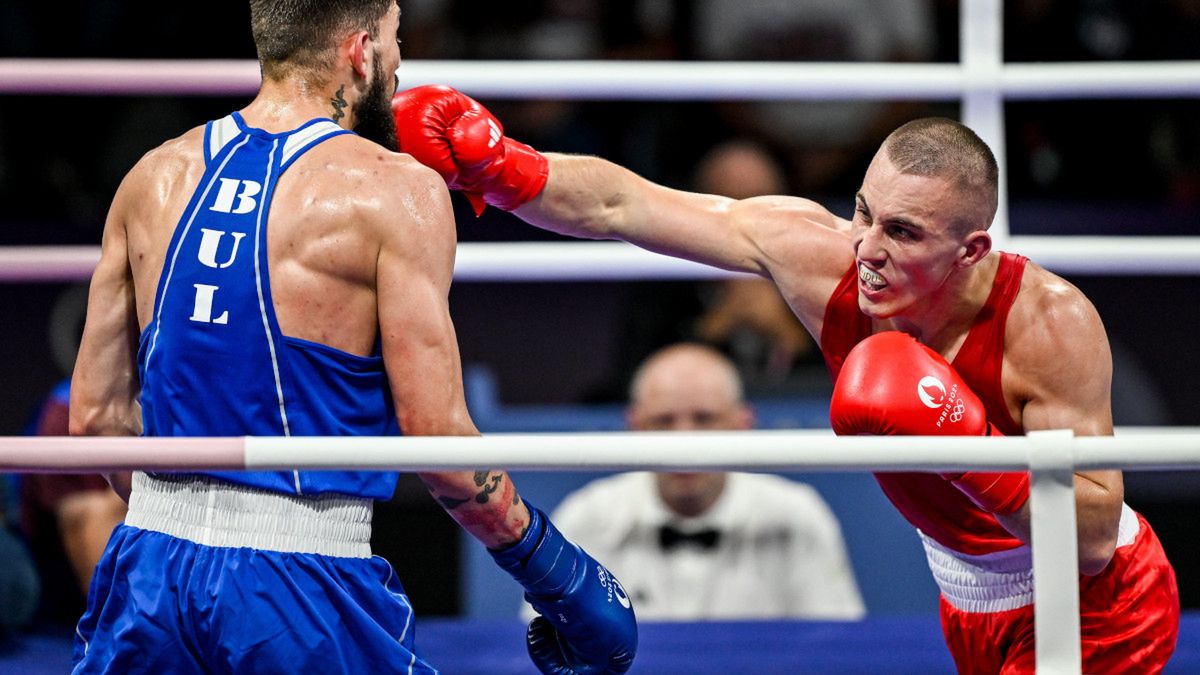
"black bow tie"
658,525,721,552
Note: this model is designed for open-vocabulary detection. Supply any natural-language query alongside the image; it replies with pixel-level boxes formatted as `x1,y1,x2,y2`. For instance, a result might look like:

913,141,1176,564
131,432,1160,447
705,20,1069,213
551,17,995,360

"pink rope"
0,436,245,472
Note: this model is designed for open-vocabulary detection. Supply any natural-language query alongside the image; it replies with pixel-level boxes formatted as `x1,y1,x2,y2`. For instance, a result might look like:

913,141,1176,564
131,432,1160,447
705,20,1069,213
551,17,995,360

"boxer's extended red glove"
391,85,549,216
830,331,1029,514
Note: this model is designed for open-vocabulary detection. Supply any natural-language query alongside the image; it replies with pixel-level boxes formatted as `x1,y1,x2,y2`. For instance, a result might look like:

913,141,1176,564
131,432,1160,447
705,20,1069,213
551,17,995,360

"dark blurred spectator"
686,0,941,197
1002,0,1200,228
689,141,820,390
20,380,127,626
0,476,39,642
442,0,600,60
594,139,827,401
20,285,126,626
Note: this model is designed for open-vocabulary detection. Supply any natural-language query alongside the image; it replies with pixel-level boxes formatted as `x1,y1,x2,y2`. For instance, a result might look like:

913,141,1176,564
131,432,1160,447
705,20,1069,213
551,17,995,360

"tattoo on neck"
330,85,348,122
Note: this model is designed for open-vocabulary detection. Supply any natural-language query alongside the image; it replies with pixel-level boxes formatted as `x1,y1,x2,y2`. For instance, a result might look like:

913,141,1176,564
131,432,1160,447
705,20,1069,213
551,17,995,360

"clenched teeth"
858,264,886,289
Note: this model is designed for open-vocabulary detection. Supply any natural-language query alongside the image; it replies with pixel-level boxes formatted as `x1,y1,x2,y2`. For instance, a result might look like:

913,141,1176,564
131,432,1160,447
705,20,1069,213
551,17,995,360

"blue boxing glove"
490,500,637,675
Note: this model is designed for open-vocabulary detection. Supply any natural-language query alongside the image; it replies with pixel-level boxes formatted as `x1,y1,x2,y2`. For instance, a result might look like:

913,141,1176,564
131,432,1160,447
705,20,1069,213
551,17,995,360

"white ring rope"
1,428,1198,473
4,427,1193,675
2,428,1195,675
3,53,1200,282
5,237,1200,284
3,59,1200,100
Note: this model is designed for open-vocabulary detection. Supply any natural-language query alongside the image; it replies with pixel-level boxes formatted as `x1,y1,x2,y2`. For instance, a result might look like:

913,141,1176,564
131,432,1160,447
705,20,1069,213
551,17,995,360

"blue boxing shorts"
72,473,439,674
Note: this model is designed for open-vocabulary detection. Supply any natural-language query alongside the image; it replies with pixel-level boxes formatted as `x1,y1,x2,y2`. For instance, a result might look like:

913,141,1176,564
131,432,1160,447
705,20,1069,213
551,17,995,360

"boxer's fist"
391,85,549,215
830,331,993,437
830,332,1028,514
491,501,637,675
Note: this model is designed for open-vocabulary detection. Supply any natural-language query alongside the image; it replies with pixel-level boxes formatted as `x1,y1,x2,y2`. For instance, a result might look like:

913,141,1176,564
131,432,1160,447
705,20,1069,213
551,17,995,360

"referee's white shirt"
534,472,866,621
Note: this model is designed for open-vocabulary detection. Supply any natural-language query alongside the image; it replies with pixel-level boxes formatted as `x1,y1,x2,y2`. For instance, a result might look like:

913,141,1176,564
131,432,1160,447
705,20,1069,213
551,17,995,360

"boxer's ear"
957,230,991,269
341,30,371,81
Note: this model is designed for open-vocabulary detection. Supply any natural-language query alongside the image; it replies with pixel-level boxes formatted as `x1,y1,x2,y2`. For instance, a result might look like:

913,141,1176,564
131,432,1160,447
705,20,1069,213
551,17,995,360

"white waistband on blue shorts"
920,502,1139,613
125,471,374,558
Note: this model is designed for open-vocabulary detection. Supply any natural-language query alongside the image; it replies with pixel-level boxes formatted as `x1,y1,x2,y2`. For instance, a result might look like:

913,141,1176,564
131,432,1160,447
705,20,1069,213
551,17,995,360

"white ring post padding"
6,237,1200,283
3,59,1200,99
1027,429,1083,674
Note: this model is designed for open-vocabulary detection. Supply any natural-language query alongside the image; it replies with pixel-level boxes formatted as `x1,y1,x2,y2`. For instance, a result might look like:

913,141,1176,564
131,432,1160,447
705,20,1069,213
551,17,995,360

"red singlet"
819,252,1179,673
821,252,1028,555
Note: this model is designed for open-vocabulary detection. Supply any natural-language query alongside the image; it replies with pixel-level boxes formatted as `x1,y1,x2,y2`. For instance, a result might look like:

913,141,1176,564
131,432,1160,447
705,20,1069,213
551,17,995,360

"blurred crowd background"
1,0,1198,624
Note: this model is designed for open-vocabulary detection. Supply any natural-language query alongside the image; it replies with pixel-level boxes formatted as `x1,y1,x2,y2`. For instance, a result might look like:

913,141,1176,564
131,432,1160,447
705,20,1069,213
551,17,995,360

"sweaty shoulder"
117,125,209,313
289,135,454,240
121,125,208,215
1004,261,1112,432
732,196,855,331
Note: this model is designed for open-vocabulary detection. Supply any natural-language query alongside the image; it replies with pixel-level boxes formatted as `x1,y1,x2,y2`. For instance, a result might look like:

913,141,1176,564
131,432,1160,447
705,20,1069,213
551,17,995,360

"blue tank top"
137,112,398,499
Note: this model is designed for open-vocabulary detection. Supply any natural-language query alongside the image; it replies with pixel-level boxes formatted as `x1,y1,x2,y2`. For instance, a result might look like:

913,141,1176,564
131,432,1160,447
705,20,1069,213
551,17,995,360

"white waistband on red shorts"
124,471,374,558
920,502,1139,613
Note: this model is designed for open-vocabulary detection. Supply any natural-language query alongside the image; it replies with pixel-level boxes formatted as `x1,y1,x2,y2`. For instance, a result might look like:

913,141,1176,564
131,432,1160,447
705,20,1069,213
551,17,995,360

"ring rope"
2,59,1200,100
4,237,1200,284
1,429,1196,473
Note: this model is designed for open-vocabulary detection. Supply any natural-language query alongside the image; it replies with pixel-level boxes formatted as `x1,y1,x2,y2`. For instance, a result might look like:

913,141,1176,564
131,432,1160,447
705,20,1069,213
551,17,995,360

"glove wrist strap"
479,139,549,213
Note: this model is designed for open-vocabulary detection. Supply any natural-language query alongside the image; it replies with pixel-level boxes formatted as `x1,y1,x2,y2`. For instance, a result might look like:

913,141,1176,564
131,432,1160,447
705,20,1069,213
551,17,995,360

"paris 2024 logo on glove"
917,376,966,428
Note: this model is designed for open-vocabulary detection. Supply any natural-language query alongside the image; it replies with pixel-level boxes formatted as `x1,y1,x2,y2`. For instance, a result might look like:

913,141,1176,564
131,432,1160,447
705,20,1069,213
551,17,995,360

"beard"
353,58,398,151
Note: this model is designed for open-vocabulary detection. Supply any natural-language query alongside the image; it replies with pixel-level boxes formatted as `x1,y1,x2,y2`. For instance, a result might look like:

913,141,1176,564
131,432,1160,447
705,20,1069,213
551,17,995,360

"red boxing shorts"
932,506,1178,674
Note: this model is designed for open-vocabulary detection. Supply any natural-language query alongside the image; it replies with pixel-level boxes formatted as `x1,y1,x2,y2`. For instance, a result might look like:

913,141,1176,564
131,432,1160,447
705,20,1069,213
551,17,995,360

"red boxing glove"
391,85,549,216
830,331,1029,514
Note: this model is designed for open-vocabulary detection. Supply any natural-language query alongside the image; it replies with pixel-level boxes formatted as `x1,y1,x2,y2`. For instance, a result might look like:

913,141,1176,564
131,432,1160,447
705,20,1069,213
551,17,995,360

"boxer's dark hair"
250,0,394,81
884,118,999,233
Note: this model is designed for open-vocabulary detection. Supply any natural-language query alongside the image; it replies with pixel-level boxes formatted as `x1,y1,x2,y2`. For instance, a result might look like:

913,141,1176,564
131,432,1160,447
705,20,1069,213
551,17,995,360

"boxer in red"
391,86,1179,673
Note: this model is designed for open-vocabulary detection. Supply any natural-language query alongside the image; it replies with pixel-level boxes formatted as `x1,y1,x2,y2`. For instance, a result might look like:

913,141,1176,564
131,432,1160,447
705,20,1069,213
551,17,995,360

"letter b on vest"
211,178,262,215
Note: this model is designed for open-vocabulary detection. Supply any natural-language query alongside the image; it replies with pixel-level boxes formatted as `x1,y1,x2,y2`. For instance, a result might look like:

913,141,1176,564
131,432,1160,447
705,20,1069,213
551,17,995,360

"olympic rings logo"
949,398,966,423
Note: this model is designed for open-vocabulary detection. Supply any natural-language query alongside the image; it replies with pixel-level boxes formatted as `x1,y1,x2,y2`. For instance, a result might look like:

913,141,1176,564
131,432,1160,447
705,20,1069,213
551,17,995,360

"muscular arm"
69,171,144,501
393,88,853,327
376,161,527,549
996,279,1122,575
516,153,852,281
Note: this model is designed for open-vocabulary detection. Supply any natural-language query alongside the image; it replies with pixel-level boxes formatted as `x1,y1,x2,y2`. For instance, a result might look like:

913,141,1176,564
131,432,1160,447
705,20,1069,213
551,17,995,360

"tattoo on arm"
419,476,470,510
474,471,504,504
330,85,348,123
426,471,511,511
436,494,470,510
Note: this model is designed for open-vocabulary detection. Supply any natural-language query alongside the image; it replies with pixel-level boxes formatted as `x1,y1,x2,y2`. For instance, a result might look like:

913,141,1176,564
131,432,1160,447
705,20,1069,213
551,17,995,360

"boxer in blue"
68,2,636,673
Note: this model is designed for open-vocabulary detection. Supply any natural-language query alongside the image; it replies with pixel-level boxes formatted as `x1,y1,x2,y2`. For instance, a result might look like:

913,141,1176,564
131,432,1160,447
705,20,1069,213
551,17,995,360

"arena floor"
5,613,1199,673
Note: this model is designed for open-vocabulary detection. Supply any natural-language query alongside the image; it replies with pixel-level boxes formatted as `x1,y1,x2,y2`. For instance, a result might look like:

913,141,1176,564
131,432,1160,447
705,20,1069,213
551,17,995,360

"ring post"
1027,428,1082,674
960,0,1009,242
